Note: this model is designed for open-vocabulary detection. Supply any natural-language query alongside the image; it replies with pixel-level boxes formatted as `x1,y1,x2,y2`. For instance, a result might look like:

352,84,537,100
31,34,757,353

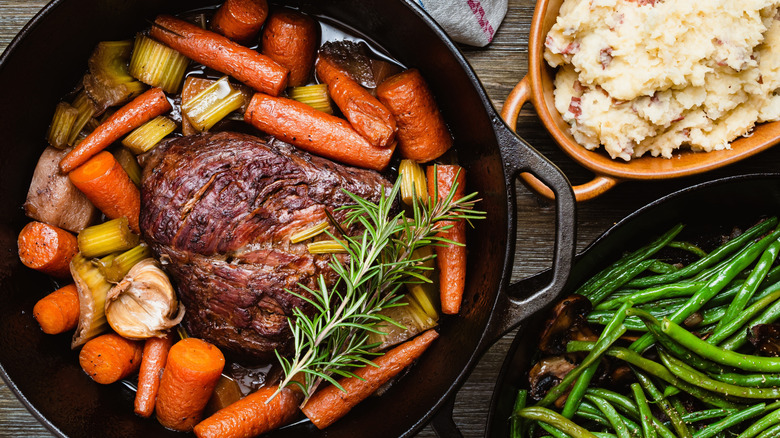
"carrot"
316,56,396,147
68,151,141,233
376,69,452,162
78,333,143,384
134,334,174,418
301,329,439,429
261,10,318,87
194,385,302,438
18,221,78,278
244,93,394,171
33,284,80,334
211,0,268,45
59,88,171,173
150,15,289,96
427,165,466,314
155,338,225,432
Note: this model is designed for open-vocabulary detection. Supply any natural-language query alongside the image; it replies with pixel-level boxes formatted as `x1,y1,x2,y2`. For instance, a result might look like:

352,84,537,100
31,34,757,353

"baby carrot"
155,338,225,432
427,165,466,314
262,10,318,87
18,221,78,278
150,15,289,96
78,333,143,384
244,93,395,171
211,0,268,45
301,329,439,429
316,56,397,147
59,88,171,173
33,284,80,334
68,151,140,233
134,334,174,418
194,385,301,438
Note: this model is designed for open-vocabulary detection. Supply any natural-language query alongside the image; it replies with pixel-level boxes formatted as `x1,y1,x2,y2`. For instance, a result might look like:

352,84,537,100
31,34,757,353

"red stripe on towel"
467,0,495,41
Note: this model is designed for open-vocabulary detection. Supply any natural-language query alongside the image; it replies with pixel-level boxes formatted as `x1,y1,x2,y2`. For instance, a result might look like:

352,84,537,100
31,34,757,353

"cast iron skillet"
485,173,780,437
0,0,576,437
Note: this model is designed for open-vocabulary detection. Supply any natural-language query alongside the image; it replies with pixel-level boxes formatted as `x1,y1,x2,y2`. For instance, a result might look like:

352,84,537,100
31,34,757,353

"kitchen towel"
417,0,508,47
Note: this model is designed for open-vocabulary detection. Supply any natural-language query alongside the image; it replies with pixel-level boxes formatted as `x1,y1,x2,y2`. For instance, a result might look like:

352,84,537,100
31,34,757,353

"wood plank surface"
3,0,780,437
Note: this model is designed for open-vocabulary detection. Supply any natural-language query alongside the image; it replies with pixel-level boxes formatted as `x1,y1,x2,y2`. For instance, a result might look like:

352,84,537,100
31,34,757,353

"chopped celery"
307,240,348,254
71,253,112,348
46,102,78,149
181,76,244,132
122,115,176,154
408,282,440,321
84,40,146,111
129,34,189,93
399,159,428,206
288,84,333,114
78,217,140,258
367,295,437,351
100,243,153,283
290,221,330,243
67,92,97,146
112,147,142,187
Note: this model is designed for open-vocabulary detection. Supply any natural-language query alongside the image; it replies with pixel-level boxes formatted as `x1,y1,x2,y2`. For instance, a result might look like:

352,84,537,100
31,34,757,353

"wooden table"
3,0,780,436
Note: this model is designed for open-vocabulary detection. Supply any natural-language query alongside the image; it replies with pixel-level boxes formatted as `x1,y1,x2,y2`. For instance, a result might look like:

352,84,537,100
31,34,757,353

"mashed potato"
544,0,780,160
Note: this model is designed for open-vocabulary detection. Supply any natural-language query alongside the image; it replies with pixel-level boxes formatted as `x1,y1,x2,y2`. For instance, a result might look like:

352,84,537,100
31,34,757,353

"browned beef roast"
140,132,391,360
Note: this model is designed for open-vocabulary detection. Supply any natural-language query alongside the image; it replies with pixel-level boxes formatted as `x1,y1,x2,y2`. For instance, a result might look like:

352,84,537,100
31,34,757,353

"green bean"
516,407,597,438
627,218,777,288
735,405,780,438
575,406,611,428
755,423,780,438
668,240,708,258
562,362,599,419
681,409,737,423
659,351,780,399
712,372,780,388
592,433,618,438
595,282,706,311
537,422,570,438
649,260,679,274
707,265,780,308
577,223,685,297
539,303,630,407
631,228,780,352
589,259,658,306
630,383,656,438
584,395,631,438
588,313,651,331
661,317,780,372
585,388,640,422
692,403,766,438
719,286,780,351
708,289,780,345
633,369,693,438
718,237,780,329
510,389,528,438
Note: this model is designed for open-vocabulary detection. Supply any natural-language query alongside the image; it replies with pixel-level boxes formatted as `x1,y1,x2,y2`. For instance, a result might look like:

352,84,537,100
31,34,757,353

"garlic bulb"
105,258,185,339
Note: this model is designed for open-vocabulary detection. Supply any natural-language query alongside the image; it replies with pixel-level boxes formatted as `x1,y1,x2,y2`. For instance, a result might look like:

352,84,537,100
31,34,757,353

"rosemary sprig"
273,174,483,404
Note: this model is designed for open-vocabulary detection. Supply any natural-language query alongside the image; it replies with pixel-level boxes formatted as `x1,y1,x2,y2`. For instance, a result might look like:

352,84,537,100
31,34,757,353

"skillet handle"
502,76,619,202
483,105,577,342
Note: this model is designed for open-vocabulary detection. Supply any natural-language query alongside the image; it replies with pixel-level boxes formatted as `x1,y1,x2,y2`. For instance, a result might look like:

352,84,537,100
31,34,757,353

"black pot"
0,0,577,437
486,173,780,437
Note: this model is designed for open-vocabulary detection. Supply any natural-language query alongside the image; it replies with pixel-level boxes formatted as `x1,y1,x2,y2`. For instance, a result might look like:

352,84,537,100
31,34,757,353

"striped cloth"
417,0,508,47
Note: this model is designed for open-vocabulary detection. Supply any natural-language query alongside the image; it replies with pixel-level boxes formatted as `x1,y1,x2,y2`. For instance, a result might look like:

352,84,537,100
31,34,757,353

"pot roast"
140,132,391,360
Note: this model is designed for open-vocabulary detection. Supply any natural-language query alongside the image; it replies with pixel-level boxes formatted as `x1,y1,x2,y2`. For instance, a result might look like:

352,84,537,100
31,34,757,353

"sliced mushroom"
538,295,593,355
528,355,577,401
105,259,184,339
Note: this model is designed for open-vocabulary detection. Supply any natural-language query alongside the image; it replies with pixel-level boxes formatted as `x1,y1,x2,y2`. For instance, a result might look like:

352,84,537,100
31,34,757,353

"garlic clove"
105,258,185,339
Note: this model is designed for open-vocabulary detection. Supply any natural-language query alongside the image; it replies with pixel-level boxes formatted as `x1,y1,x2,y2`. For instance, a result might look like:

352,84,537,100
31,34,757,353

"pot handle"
502,76,619,202
483,90,578,343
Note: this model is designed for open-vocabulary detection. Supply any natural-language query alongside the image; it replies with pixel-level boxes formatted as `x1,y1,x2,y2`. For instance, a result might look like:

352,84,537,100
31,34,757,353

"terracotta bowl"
502,0,780,201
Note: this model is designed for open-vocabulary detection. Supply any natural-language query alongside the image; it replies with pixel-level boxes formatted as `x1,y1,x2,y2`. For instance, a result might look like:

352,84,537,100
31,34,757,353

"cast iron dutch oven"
485,173,780,436
0,0,577,437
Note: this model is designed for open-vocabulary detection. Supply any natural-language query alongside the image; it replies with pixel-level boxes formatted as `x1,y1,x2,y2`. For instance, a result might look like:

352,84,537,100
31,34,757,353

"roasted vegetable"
70,253,112,348
121,116,176,154
47,102,79,149
77,217,139,258
83,40,146,112
128,33,189,93
181,76,245,132
288,84,333,114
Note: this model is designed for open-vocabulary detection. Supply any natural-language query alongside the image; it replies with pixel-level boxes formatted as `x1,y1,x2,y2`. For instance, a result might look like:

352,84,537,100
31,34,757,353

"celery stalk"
289,84,333,114
112,147,142,187
129,34,189,93
182,76,244,132
68,92,97,146
77,217,139,258
307,240,348,254
47,102,78,149
122,116,176,154
399,159,428,206
100,243,153,283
